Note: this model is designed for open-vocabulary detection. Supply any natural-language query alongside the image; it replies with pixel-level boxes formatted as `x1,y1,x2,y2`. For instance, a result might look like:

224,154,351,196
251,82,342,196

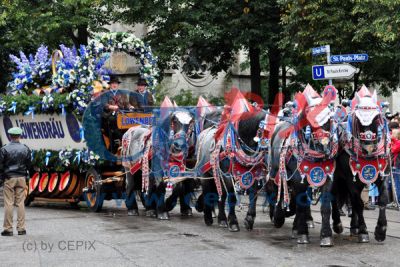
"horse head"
348,85,388,157
219,89,270,152
148,97,196,180
295,84,338,158
169,109,195,154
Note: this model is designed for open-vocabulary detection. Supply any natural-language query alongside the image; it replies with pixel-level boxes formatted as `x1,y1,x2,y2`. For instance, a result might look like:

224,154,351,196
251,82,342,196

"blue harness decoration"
259,138,269,149
347,115,353,139
239,171,254,189
309,167,325,185
361,164,377,183
168,165,181,178
223,122,236,153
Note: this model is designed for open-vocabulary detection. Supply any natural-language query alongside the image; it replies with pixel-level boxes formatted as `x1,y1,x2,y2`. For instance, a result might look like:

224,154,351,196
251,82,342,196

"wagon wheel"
24,183,34,206
83,168,104,212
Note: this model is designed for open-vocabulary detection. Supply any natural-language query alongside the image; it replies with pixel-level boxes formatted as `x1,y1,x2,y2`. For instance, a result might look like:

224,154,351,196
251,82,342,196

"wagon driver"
129,78,154,112
102,75,133,153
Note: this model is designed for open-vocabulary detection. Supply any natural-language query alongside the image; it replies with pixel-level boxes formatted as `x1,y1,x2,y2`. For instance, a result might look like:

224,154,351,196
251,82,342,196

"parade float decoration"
0,32,159,208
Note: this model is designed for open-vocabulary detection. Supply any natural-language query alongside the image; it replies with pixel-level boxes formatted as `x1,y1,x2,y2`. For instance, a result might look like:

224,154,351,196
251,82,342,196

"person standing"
391,129,400,206
0,127,31,236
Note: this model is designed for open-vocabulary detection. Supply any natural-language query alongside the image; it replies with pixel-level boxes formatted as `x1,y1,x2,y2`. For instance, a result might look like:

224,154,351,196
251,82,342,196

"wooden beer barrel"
47,173,61,198
28,172,41,196
58,171,81,198
38,173,50,197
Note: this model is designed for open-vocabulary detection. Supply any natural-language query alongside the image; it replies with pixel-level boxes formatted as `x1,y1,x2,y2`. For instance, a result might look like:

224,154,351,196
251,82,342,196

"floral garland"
8,45,51,93
32,148,102,172
1,32,159,170
88,32,159,92
4,44,110,117
2,32,159,117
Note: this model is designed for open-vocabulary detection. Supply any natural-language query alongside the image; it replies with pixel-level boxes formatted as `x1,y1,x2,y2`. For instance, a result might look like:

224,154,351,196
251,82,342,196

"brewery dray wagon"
0,110,153,211
0,32,159,211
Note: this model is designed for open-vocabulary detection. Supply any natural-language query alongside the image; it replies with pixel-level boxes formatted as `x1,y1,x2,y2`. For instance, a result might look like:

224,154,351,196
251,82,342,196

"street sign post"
330,54,368,63
312,45,329,56
312,45,332,84
312,64,358,80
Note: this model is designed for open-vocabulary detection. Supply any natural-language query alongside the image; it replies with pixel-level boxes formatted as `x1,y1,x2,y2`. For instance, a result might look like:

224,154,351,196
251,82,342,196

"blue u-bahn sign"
330,54,369,63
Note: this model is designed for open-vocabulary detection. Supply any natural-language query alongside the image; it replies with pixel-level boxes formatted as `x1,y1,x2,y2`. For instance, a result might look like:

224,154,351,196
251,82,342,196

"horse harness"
122,114,196,193
344,108,390,184
275,107,339,207
202,113,271,197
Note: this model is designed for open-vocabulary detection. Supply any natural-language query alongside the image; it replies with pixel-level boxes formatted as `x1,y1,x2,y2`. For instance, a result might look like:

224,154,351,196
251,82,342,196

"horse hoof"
320,237,334,247
273,217,285,228
291,230,298,239
146,210,157,218
229,224,240,232
358,233,370,243
244,216,254,231
195,200,204,213
307,220,315,229
204,217,213,226
374,225,387,242
219,220,228,228
181,209,193,217
333,223,343,234
375,235,386,242
297,234,310,244
350,228,359,236
157,212,170,220
127,209,139,216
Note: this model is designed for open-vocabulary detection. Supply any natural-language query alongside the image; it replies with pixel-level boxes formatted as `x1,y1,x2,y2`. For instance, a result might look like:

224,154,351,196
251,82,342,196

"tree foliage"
0,0,116,90
279,0,400,98
1,0,400,102
116,0,282,103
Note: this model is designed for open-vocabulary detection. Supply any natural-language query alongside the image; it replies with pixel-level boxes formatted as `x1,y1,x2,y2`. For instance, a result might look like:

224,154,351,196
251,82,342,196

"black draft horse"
165,104,222,216
331,88,390,243
269,85,339,246
123,105,195,220
195,105,269,232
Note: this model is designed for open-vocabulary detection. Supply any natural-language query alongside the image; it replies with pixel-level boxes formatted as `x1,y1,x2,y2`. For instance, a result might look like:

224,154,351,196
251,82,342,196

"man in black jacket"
101,75,133,154
129,78,154,112
0,127,31,236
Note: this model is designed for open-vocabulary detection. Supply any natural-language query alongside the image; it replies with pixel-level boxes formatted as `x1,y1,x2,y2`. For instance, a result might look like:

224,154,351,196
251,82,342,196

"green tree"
0,0,116,90
116,0,283,104
352,0,400,96
279,0,400,98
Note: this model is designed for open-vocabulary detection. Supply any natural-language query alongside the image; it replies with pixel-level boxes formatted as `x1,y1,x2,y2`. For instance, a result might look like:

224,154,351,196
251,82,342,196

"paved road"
0,193,399,267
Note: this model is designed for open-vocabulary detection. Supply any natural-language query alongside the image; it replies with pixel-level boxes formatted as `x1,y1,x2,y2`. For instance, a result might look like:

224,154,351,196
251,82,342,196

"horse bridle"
169,111,195,157
348,111,388,158
295,106,339,161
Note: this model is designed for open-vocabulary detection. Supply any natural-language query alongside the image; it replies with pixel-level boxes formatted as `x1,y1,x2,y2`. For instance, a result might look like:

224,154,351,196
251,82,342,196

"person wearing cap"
0,127,31,236
129,78,154,112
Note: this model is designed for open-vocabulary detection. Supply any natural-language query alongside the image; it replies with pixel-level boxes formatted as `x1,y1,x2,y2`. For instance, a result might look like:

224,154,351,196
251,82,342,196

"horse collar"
349,157,388,184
